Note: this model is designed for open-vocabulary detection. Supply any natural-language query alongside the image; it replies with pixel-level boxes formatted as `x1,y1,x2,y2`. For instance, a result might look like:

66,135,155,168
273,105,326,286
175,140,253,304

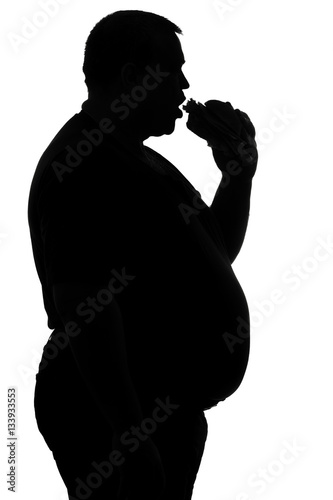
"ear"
120,62,141,89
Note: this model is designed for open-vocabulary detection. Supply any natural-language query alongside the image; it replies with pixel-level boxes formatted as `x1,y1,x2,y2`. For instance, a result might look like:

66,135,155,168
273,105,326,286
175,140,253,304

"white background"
1,0,333,499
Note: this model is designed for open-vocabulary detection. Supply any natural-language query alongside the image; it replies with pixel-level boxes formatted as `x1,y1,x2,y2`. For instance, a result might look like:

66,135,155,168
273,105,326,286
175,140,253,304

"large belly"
123,231,250,406
120,187,251,405
175,253,250,402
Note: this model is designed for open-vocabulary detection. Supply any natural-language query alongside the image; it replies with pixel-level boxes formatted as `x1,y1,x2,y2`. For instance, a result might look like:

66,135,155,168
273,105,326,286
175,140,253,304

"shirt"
28,107,250,410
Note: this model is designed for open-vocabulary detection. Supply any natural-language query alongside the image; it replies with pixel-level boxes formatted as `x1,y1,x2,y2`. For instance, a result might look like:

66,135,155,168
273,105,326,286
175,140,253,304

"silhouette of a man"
28,10,258,500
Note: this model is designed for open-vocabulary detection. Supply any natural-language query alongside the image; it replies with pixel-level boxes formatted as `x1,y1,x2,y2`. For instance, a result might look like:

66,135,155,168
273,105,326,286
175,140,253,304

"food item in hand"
182,98,244,155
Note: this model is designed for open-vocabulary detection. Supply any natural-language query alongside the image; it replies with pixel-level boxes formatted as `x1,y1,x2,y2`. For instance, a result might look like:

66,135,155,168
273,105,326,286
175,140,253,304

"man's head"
82,10,190,140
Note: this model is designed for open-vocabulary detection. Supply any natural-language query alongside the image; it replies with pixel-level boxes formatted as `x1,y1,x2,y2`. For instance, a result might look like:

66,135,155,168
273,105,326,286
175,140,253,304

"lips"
174,97,186,117
182,98,245,154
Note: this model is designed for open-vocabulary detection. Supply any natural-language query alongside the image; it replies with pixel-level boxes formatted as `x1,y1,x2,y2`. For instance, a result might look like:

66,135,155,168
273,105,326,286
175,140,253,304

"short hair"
82,10,183,93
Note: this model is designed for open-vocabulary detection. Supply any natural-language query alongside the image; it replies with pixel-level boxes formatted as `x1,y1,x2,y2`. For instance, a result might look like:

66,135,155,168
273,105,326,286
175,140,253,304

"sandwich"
182,98,251,156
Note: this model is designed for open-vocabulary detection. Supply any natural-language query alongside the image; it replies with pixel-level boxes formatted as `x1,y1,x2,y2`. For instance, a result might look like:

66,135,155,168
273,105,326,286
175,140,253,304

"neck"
81,97,147,158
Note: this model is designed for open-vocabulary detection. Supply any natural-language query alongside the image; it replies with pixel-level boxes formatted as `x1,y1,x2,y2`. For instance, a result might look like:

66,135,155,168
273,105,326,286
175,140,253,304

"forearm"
210,176,252,263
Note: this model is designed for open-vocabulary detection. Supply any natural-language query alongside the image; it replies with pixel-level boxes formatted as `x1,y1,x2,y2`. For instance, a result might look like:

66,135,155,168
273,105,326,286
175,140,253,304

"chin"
150,118,177,137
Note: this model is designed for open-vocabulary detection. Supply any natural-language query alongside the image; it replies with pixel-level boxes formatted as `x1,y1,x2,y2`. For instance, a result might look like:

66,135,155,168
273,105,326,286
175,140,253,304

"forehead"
155,33,185,67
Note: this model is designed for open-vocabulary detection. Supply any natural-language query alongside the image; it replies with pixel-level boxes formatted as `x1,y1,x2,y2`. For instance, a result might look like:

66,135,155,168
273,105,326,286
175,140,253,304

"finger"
234,109,256,138
239,115,256,138
237,140,258,165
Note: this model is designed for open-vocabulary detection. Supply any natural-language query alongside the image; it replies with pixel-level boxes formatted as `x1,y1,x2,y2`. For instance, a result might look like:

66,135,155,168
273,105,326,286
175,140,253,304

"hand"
212,107,258,182
112,432,166,500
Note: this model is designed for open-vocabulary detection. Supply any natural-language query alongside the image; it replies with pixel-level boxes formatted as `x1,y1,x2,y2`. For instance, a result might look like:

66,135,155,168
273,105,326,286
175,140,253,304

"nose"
180,70,190,90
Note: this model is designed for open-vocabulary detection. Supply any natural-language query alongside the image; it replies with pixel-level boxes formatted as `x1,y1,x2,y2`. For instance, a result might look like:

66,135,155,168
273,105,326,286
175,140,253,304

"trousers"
34,335,208,500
